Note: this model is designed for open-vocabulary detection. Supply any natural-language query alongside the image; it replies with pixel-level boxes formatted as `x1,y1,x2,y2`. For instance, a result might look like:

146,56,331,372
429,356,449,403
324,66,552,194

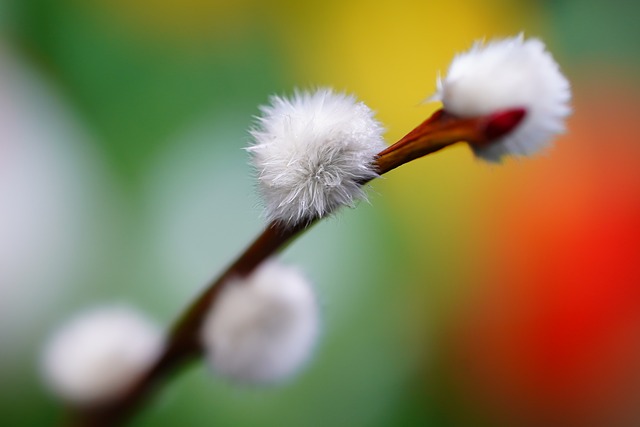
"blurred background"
1,0,639,426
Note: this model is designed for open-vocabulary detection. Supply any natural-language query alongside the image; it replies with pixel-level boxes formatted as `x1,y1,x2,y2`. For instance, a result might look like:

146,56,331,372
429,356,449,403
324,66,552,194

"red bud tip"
485,108,527,141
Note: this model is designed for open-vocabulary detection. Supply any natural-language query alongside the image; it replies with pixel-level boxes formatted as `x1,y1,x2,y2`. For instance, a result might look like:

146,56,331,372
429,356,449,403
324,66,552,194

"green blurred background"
1,0,639,426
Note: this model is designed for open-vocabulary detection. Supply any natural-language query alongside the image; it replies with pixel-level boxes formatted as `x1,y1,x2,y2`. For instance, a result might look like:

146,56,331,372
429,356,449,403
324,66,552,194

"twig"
68,109,494,427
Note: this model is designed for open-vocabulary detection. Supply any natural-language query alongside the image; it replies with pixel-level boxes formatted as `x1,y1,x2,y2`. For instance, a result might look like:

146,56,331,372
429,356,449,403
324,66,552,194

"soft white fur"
248,88,386,225
41,305,163,404
201,260,319,385
433,35,571,162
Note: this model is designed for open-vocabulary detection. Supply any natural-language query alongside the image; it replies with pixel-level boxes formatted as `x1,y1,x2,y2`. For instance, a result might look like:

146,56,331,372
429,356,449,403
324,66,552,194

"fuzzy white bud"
432,34,572,162
41,305,163,404
201,260,319,385
248,88,386,225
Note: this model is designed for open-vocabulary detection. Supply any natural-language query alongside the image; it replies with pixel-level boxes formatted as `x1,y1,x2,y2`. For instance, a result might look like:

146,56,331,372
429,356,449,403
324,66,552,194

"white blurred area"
0,45,115,372
141,117,262,302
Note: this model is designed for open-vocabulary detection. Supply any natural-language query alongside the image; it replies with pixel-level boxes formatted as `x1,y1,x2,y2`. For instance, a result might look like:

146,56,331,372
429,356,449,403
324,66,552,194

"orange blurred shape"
448,78,640,427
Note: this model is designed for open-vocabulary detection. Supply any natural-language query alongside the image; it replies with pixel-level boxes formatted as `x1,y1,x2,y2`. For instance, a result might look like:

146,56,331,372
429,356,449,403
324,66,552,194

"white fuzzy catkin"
248,88,386,225
432,34,571,162
201,260,319,385
41,305,163,404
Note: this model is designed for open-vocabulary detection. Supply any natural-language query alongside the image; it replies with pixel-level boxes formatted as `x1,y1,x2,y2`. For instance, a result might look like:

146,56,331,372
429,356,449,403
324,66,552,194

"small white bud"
248,88,386,225
201,260,320,385
41,305,163,404
432,34,572,162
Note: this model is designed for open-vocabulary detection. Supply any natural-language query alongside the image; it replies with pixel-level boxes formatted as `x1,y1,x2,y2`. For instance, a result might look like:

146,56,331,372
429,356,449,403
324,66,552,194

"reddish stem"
67,107,519,426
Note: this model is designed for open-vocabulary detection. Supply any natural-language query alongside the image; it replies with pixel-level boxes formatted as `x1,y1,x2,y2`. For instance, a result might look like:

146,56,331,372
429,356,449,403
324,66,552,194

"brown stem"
67,108,504,426
68,222,311,427
374,109,490,176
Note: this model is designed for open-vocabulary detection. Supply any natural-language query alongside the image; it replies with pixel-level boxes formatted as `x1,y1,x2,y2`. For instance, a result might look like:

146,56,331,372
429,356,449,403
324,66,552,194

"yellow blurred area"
276,0,540,134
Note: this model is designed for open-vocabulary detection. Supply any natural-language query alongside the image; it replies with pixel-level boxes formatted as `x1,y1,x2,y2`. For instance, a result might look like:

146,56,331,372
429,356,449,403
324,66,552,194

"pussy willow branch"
68,109,496,427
